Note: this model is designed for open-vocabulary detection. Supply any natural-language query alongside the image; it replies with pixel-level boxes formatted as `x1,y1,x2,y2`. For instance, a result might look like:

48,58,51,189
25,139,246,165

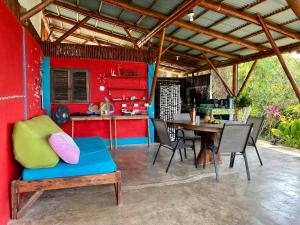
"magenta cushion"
48,132,80,164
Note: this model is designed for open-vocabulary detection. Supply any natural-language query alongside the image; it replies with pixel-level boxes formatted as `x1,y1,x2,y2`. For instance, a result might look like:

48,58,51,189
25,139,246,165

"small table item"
166,120,223,167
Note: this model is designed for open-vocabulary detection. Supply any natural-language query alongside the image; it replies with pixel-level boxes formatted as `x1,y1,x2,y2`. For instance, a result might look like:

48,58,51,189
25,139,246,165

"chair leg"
184,148,187,159
193,144,197,168
229,152,236,168
243,152,251,181
153,144,161,165
166,150,176,173
179,149,183,162
211,151,219,181
254,143,263,166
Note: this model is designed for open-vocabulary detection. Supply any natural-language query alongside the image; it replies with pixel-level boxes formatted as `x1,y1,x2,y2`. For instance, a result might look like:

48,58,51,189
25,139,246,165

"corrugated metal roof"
43,0,300,72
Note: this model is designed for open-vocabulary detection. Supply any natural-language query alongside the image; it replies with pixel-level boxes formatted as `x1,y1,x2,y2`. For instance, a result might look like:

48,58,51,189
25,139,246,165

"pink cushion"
48,132,80,164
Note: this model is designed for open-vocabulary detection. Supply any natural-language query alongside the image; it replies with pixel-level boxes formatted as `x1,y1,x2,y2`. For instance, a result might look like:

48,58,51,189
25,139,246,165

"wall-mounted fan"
53,104,70,125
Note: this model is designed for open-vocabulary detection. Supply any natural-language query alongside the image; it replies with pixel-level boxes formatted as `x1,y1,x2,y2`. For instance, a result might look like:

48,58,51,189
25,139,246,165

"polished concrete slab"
9,141,300,225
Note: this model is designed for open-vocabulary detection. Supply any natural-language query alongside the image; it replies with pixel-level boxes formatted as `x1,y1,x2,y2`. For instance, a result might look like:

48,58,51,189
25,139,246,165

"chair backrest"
152,119,172,146
174,113,196,137
217,124,253,154
246,116,264,143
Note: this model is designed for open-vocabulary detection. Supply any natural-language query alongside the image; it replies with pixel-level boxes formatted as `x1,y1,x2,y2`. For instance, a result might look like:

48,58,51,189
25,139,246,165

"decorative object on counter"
88,103,100,115
100,98,115,115
190,105,196,123
204,113,211,123
53,104,70,125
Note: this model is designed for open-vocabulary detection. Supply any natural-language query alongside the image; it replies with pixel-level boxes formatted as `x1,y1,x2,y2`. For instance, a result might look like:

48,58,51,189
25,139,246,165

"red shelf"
108,87,147,90
111,76,145,79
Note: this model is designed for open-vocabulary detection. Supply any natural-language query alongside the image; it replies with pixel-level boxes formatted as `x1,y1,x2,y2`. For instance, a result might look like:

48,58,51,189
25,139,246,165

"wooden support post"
148,29,166,105
232,64,238,97
55,16,91,43
258,15,300,101
237,60,258,97
20,0,54,21
232,64,238,120
203,54,234,96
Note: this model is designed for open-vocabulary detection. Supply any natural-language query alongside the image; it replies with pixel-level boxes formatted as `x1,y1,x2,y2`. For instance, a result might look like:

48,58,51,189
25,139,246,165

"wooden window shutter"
71,70,89,102
52,69,69,102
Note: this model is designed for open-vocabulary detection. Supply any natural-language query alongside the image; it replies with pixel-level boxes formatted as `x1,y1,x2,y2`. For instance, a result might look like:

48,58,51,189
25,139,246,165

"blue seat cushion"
22,137,117,181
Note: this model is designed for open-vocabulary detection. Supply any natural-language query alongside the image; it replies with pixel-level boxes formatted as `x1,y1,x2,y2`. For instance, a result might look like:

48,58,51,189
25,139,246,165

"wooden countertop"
70,115,149,121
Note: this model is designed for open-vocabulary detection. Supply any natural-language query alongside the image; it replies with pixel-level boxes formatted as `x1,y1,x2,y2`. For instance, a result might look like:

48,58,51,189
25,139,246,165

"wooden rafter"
258,15,300,101
123,27,137,48
45,10,232,59
203,54,234,96
102,0,268,51
55,16,91,43
188,41,300,73
137,0,203,48
161,43,175,56
20,0,54,21
149,29,166,105
198,0,300,40
286,0,300,20
237,60,258,97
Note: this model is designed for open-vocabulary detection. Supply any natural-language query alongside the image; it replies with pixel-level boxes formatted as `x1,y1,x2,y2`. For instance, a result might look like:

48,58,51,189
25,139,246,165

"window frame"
51,68,90,104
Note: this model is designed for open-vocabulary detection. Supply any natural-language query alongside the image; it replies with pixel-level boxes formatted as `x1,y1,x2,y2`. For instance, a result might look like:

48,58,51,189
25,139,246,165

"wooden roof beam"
258,15,300,101
286,0,300,20
55,16,91,43
45,11,233,59
137,0,202,48
20,0,54,21
187,41,300,73
102,0,267,51
198,0,300,40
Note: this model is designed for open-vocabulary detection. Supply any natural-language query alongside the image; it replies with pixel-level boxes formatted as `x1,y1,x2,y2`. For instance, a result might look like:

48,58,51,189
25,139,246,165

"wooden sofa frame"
11,170,121,219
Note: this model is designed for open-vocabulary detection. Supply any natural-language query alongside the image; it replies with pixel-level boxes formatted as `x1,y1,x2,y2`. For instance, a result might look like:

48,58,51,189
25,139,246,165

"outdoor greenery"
211,53,300,149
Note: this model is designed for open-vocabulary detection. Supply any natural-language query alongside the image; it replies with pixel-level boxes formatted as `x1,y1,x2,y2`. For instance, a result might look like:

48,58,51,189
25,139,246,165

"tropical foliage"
211,54,300,149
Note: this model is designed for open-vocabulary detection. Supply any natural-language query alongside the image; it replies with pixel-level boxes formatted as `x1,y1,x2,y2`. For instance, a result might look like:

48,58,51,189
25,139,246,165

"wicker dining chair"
208,123,253,181
152,118,197,173
174,113,201,159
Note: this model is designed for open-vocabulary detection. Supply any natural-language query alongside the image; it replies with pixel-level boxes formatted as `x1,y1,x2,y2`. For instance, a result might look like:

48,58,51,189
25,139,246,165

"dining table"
166,120,225,167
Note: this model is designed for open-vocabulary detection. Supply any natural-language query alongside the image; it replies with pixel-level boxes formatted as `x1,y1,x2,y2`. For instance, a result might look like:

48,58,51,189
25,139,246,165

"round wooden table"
166,120,223,167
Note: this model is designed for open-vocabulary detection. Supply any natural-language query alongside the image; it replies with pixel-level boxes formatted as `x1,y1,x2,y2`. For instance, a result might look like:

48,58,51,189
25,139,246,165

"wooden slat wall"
42,42,156,63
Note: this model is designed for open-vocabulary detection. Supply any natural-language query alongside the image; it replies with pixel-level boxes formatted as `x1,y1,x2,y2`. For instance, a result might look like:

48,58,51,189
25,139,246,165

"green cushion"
13,115,61,168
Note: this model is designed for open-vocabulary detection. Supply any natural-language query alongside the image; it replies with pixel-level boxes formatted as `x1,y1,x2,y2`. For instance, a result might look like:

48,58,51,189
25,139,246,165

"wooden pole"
258,15,300,101
123,28,138,48
161,43,175,56
237,60,258,97
55,16,91,43
149,29,166,105
203,54,234,96
232,64,238,97
20,0,54,21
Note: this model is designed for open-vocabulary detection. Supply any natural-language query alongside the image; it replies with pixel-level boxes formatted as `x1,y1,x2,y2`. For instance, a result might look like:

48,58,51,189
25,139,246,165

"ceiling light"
187,10,194,23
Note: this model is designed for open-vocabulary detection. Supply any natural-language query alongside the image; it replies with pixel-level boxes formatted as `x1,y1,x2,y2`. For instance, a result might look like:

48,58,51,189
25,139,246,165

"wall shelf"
108,87,147,90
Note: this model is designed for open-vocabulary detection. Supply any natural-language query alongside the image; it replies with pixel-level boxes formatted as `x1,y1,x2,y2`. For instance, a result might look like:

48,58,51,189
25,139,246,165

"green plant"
282,104,300,122
235,93,252,109
272,118,300,149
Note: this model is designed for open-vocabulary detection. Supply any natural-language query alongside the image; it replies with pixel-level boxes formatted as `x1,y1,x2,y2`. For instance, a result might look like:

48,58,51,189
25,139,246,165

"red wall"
50,58,148,139
0,2,43,225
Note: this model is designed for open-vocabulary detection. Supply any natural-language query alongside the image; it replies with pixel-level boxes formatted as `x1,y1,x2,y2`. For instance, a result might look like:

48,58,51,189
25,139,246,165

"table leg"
71,120,74,138
196,132,221,167
114,119,117,149
109,119,112,150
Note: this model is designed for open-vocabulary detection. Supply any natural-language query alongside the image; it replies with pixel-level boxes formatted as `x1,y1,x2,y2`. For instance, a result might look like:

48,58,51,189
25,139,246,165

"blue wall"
41,56,51,116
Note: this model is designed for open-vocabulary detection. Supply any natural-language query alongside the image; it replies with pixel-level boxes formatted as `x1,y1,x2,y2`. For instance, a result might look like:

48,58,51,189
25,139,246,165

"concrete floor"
9,141,300,225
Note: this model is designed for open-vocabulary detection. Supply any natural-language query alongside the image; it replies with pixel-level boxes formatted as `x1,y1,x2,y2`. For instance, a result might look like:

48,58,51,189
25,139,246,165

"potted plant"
234,93,252,121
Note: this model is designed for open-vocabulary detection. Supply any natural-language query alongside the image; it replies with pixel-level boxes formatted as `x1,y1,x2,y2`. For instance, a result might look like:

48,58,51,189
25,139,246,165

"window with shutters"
51,69,90,103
